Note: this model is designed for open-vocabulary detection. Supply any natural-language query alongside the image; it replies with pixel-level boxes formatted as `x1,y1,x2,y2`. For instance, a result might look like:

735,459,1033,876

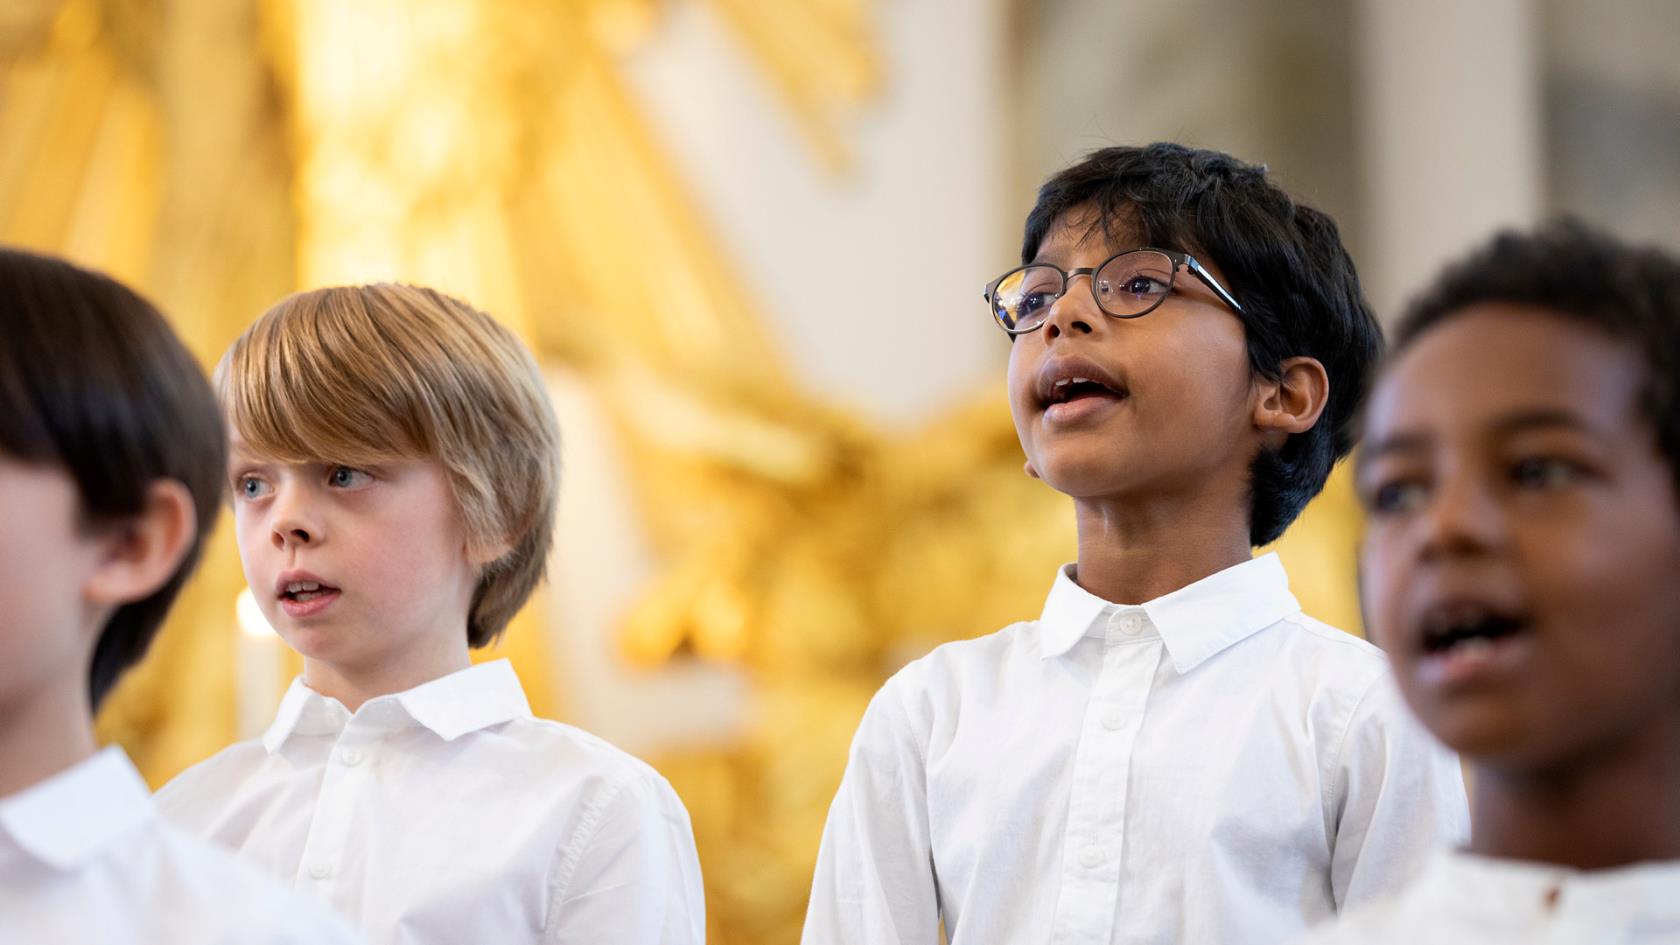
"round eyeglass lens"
991,265,1064,332
1092,250,1176,318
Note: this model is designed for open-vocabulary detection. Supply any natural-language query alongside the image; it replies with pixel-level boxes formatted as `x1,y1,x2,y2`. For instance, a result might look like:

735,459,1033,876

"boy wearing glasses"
802,144,1467,945
1309,223,1680,943
155,285,704,944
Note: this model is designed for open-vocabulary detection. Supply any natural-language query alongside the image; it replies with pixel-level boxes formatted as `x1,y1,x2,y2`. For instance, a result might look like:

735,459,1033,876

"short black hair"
1022,143,1382,545
1394,219,1680,486
0,247,226,710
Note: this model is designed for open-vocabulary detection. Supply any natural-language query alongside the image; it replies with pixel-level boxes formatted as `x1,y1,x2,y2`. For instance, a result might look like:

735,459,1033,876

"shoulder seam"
1321,670,1387,823
544,770,638,940
1283,613,1384,653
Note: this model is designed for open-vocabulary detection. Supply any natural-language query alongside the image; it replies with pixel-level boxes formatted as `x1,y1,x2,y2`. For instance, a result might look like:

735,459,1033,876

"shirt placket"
295,716,379,905
1050,607,1162,945
1546,877,1646,945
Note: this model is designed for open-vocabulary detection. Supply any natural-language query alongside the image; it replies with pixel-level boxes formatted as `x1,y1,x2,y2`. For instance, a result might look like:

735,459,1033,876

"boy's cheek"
1358,547,1424,661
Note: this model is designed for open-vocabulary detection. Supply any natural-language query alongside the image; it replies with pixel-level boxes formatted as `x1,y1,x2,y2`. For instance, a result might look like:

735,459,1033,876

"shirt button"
1102,712,1125,731
339,747,365,766
308,862,333,880
1078,847,1102,869
1119,613,1143,635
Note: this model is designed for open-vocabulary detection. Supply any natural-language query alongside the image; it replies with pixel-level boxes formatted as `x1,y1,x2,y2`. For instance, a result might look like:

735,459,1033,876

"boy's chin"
274,623,348,662
1030,455,1149,501
1414,699,1589,774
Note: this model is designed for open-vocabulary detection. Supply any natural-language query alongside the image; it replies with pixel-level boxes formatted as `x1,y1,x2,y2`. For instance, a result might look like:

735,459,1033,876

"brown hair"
219,284,561,647
0,247,226,709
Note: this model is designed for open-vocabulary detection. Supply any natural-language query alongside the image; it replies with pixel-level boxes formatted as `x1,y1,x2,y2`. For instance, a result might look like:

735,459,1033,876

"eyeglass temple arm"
1184,257,1245,314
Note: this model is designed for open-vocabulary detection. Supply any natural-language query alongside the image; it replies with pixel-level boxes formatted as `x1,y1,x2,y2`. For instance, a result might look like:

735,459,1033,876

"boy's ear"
466,534,515,568
84,480,197,608
1253,356,1330,443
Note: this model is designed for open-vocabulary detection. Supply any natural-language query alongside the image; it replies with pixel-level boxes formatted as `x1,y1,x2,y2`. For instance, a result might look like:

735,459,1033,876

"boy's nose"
1042,289,1098,340
1417,472,1503,561
272,525,313,549
269,490,321,549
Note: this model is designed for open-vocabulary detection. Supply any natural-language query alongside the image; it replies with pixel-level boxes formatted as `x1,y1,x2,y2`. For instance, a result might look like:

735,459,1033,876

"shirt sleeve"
1325,672,1468,909
545,770,705,945
801,671,941,945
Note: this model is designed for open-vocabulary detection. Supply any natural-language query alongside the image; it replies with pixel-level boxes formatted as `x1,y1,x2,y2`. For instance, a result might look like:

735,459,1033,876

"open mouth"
1412,601,1533,686
276,577,342,618
1046,376,1128,406
1035,355,1131,422
1419,603,1527,655
280,580,339,603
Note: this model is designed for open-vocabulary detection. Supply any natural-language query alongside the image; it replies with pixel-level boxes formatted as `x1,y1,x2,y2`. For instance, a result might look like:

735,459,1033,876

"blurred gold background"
5,1,1676,942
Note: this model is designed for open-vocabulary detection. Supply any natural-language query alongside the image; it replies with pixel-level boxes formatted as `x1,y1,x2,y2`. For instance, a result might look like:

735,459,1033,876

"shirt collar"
263,658,533,753
0,747,153,871
1036,553,1300,673
1429,848,1680,923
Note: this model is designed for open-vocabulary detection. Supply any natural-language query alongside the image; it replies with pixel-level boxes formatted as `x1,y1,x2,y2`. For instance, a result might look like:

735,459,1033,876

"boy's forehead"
225,435,286,466
1034,206,1145,262
225,428,410,467
1375,304,1645,438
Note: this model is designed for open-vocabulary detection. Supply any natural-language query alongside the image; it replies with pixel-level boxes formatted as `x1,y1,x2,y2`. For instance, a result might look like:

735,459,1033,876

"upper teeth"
1054,377,1092,389
1426,604,1491,635
286,581,321,593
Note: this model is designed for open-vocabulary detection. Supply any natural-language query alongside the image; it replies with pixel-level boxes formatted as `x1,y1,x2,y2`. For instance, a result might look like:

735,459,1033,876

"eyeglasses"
983,248,1245,335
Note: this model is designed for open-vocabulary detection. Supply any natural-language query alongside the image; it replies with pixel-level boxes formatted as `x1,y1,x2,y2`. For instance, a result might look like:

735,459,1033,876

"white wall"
621,0,1010,427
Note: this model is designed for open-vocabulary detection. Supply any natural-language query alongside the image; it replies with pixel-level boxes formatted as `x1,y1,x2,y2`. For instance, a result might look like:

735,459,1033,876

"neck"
302,629,473,712
0,665,99,800
1070,491,1254,604
1470,715,1680,870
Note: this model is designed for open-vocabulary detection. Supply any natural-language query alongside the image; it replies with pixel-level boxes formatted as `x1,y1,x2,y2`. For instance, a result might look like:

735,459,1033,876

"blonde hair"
219,284,560,647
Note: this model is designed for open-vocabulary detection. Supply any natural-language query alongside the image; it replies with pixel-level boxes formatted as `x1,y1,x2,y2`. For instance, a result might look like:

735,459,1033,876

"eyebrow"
1358,408,1599,473
1356,432,1432,474
1485,407,1594,438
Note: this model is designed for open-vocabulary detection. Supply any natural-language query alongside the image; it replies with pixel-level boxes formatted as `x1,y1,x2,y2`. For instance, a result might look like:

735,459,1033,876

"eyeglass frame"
982,247,1245,336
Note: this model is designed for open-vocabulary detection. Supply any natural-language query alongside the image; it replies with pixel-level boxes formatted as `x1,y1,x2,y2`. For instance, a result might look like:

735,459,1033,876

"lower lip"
1416,633,1533,689
1044,393,1127,425
279,589,340,619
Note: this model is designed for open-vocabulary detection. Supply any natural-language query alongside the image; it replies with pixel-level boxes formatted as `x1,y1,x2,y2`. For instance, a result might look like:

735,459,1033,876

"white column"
235,588,283,739
1356,0,1544,320
621,0,1009,427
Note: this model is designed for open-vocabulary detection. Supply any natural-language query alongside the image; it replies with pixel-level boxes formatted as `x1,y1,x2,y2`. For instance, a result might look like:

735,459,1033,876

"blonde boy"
157,285,704,944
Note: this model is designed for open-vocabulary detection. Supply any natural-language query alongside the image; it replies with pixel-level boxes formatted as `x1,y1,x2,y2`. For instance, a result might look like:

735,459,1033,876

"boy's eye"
235,476,271,500
1365,478,1429,516
327,466,372,489
1107,275,1169,299
1020,291,1055,314
1510,456,1580,491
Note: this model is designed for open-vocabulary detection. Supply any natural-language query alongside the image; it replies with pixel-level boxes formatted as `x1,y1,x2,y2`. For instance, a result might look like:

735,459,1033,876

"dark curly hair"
1392,219,1680,486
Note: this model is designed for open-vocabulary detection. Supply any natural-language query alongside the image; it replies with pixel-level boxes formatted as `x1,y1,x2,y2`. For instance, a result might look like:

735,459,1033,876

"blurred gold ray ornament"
0,0,300,781
0,3,1364,943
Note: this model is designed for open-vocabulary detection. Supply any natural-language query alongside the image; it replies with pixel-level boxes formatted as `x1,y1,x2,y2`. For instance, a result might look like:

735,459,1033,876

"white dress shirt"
1302,848,1680,944
156,659,704,945
803,554,1469,945
0,746,360,945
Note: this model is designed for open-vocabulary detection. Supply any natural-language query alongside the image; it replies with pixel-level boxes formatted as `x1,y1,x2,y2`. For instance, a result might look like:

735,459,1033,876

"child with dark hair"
1309,221,1680,943
0,247,358,943
803,143,1467,945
